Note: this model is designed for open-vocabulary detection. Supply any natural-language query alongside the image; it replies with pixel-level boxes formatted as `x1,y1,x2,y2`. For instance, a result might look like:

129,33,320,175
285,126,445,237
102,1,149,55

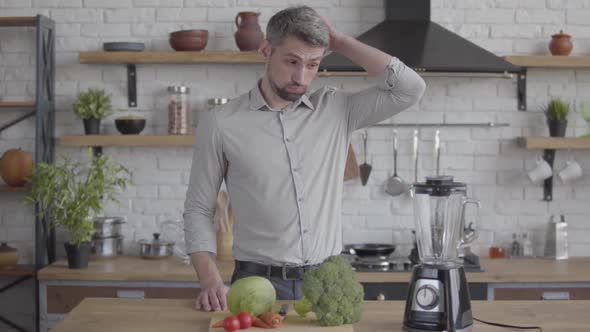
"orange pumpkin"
0,149,33,187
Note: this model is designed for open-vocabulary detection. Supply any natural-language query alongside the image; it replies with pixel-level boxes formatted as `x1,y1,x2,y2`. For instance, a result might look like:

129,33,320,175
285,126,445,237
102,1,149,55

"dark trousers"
230,262,310,300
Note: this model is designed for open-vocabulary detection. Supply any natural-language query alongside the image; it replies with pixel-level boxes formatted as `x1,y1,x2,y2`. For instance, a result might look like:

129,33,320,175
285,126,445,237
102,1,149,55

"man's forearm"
330,34,392,77
191,252,223,285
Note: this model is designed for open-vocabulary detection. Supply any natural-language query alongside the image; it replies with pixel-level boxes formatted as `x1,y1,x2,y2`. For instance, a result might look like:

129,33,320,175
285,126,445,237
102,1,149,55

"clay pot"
0,243,18,268
549,30,573,56
169,29,208,51
0,148,32,187
234,12,263,51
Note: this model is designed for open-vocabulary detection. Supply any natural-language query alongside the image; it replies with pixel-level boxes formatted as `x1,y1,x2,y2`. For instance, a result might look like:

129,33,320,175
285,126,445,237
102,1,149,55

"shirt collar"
248,80,315,112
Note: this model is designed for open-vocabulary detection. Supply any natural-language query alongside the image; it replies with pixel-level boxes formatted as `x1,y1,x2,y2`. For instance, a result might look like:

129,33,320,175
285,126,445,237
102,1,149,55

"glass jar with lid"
168,86,191,135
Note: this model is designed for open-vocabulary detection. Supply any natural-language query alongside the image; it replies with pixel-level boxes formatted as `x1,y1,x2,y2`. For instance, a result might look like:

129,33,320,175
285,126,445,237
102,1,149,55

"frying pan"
345,243,396,257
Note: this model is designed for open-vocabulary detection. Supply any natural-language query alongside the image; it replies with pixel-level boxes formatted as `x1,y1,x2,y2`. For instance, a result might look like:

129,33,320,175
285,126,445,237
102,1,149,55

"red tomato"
237,312,253,329
223,316,240,332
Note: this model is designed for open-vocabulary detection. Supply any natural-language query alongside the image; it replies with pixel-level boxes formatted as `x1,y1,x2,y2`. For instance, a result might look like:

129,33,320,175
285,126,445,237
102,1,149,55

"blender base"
403,264,473,332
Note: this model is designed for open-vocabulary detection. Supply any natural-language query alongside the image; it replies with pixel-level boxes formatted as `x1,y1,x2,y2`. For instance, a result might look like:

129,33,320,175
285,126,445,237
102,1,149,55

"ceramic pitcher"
234,11,264,51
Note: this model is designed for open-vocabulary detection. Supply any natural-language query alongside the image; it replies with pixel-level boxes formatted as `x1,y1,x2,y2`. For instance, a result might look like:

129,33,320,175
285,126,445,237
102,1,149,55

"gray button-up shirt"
183,57,425,266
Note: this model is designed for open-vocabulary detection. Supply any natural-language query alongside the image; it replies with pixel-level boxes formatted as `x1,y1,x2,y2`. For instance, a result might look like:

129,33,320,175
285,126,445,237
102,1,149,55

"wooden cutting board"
208,309,354,332
343,144,359,181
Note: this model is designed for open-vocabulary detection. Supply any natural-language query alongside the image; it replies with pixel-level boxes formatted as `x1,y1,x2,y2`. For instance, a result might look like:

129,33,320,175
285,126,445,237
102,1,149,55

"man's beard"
269,73,306,102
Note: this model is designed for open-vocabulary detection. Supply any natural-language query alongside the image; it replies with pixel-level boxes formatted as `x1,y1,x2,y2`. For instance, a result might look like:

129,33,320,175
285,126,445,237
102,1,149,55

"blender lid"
413,175,466,196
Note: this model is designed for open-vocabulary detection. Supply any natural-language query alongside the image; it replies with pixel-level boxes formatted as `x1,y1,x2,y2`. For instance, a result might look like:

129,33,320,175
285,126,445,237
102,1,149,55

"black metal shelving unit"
0,15,56,332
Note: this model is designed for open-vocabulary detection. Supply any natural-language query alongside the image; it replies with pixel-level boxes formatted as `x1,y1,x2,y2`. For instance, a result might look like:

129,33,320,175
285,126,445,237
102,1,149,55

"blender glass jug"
411,176,480,265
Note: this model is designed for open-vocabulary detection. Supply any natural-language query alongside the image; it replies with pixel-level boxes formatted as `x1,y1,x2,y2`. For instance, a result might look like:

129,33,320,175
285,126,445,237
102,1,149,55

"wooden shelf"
517,137,590,149
59,135,195,147
505,55,590,68
0,265,35,277
0,101,35,108
79,51,265,64
0,16,36,27
0,186,28,193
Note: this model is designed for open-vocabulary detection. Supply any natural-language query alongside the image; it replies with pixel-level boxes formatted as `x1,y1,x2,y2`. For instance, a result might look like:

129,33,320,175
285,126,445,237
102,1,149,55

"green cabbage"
227,276,276,316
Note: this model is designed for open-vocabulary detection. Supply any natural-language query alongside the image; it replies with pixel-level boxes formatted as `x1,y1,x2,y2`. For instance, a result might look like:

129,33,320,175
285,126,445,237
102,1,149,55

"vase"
549,30,573,56
234,11,264,51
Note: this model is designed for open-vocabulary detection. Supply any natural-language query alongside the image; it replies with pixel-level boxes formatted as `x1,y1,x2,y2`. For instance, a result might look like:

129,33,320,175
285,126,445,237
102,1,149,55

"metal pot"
92,236,124,257
93,217,125,238
138,233,174,259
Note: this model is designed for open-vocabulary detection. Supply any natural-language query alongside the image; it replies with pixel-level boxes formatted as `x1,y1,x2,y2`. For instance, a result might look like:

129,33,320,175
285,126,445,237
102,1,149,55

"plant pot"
548,119,568,137
64,242,91,269
83,118,101,135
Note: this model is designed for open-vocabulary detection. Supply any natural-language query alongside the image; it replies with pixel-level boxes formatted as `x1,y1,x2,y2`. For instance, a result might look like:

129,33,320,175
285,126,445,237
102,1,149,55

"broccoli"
294,255,365,326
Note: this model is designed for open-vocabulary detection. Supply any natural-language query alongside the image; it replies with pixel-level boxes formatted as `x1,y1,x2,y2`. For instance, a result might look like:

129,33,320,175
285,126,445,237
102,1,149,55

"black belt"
235,260,319,281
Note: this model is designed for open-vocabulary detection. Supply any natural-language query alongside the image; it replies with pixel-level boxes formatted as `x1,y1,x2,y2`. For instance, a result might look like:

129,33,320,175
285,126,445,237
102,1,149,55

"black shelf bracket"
543,149,556,201
517,69,527,111
92,146,103,158
127,64,137,108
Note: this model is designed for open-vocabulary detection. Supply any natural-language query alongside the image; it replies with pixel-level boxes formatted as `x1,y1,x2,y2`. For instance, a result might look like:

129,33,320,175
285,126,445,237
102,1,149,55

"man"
183,6,425,311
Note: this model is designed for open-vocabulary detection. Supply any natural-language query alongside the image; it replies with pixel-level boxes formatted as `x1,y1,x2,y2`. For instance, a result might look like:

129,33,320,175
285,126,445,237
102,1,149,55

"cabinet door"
46,285,201,314
494,287,590,300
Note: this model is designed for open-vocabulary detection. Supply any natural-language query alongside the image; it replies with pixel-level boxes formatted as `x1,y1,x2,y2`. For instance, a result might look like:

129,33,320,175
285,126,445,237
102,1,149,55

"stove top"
341,252,484,273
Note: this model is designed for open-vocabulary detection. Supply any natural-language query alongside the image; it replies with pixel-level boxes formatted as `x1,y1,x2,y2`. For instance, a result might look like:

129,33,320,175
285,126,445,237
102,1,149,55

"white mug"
557,158,583,184
527,155,553,184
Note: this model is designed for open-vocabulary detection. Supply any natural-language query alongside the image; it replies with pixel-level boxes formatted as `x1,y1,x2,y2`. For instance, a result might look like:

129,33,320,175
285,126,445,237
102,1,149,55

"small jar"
168,86,191,135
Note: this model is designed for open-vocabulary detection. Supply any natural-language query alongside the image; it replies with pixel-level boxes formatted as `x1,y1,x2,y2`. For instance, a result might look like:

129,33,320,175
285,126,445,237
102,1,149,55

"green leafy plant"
73,88,114,120
545,98,570,121
25,151,130,245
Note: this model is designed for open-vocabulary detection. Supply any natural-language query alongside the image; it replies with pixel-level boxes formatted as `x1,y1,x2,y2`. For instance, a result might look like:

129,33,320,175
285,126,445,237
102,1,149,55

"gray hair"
266,6,329,48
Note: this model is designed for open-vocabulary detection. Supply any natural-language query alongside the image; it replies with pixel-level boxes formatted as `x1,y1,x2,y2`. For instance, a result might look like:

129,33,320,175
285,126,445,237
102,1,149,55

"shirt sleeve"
345,57,426,133
183,110,226,255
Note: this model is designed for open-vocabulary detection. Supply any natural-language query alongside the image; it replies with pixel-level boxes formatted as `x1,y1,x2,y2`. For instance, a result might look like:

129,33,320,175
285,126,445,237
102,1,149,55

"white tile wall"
1,1,590,275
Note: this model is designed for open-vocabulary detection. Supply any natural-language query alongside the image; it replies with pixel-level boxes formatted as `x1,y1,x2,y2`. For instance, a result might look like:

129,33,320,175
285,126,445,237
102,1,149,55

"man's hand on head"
319,15,345,52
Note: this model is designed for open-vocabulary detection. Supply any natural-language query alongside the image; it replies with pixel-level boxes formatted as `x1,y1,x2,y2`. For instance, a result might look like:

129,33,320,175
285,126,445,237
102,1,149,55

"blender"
403,176,481,332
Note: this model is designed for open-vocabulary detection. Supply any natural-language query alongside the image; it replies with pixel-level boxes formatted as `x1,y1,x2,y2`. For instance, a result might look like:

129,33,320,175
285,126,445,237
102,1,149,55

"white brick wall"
1,0,590,273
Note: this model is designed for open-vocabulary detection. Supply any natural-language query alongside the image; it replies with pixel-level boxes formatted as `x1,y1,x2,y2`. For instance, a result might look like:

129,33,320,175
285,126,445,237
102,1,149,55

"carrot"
211,319,224,328
251,316,272,329
259,312,282,328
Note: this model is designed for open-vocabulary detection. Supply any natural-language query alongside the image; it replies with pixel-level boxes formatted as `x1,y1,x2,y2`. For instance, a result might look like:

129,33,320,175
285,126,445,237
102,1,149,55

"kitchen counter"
49,298,590,332
38,255,590,283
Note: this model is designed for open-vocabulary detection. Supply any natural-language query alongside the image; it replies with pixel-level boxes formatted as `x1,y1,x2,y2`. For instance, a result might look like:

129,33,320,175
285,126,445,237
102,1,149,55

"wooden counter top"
38,256,590,283
50,298,589,332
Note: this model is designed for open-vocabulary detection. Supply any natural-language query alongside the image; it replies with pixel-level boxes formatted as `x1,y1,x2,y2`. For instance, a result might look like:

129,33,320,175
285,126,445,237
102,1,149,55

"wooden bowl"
169,29,208,51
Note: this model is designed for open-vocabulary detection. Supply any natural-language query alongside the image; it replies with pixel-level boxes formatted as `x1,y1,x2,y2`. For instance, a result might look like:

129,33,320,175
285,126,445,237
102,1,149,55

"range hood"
320,0,521,74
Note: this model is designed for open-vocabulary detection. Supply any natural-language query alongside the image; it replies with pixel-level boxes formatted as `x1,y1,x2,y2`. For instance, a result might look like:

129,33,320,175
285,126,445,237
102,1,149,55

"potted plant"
25,152,129,269
73,88,114,135
545,98,570,137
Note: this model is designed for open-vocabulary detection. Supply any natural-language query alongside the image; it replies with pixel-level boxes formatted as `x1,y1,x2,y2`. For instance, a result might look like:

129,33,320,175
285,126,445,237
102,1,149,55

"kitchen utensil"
215,191,235,262
527,155,553,184
0,242,18,268
234,11,263,51
549,30,573,56
385,129,405,196
209,309,353,332
93,216,125,238
103,42,145,52
160,220,190,264
545,214,568,260
347,243,395,257
556,153,583,184
138,233,174,259
344,144,359,181
404,176,481,332
169,29,208,51
359,131,372,186
91,236,124,257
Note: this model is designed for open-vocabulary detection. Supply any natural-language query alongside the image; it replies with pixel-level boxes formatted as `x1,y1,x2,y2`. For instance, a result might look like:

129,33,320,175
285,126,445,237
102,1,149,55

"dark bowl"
169,29,208,51
115,118,146,135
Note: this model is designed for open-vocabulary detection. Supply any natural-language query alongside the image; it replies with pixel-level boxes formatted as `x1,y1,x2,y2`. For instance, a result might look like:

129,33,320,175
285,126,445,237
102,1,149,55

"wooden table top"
49,298,590,332
38,256,590,283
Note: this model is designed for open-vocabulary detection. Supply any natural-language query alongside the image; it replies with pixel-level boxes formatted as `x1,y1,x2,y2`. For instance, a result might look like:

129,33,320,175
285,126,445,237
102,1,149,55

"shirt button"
293,167,299,172
303,229,308,234
298,197,304,202
305,260,310,264
286,138,291,142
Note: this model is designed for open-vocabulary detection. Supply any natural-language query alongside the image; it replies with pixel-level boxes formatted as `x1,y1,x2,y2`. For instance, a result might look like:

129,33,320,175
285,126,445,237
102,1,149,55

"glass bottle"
168,86,190,135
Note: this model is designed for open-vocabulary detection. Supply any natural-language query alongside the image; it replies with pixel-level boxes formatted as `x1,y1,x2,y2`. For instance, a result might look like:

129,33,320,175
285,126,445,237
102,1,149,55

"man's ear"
259,40,271,59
